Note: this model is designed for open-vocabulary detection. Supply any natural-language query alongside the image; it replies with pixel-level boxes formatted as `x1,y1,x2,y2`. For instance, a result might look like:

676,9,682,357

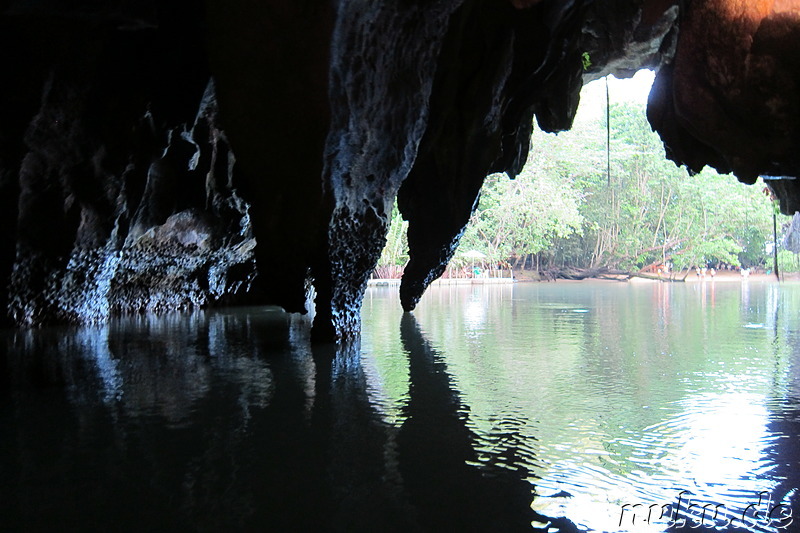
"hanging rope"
606,75,611,187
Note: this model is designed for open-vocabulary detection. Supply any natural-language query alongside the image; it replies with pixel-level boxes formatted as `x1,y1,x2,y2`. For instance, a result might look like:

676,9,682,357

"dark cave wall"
3,0,800,340
318,0,462,339
397,0,585,312
1,4,255,327
397,0,680,311
205,0,334,318
648,0,800,212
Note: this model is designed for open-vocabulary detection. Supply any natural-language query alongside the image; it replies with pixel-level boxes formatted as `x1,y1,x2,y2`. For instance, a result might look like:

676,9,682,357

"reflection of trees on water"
765,401,800,530
1,308,575,532
398,313,580,532
763,306,800,529
396,283,800,531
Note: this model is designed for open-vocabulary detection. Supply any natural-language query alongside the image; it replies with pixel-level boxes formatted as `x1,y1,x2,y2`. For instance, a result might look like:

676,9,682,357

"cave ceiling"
1,0,799,340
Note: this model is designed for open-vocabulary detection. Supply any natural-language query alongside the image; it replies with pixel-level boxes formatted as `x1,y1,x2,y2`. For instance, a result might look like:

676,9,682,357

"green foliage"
377,202,409,267
497,99,779,272
581,52,591,71
458,170,583,262
735,224,768,268
778,249,800,273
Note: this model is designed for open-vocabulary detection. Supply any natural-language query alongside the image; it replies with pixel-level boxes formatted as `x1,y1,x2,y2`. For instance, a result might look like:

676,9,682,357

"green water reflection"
361,281,799,532
2,281,798,532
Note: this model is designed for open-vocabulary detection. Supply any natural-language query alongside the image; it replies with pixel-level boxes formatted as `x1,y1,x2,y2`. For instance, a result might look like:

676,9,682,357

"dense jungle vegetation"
378,82,796,278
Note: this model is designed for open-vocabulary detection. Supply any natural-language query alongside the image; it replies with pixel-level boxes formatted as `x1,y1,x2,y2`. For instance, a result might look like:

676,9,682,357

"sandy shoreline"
515,270,796,284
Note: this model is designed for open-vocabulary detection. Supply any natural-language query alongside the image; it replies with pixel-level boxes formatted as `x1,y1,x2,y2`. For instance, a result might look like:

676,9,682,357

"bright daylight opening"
374,69,792,284
366,71,796,533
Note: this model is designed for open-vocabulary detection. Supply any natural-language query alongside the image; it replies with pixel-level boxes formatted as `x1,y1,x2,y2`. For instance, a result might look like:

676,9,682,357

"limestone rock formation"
648,0,800,209
1,0,799,340
1,10,255,327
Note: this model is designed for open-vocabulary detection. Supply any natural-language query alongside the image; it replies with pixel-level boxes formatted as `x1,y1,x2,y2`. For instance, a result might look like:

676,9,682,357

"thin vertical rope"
606,75,611,187
774,208,780,280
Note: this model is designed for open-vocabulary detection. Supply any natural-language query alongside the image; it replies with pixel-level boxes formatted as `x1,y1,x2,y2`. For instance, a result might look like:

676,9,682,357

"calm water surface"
2,281,799,532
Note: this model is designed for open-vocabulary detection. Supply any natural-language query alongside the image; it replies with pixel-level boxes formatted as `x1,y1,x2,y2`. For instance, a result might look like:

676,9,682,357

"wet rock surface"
2,9,254,327
2,0,800,339
648,0,800,211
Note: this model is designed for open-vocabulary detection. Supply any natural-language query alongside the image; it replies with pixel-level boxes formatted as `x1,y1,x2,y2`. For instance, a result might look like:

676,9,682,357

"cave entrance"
374,70,790,286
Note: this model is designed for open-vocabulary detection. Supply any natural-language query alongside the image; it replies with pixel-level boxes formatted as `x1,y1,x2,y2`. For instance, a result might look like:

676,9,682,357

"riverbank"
512,268,795,283
368,276,515,287
368,269,798,287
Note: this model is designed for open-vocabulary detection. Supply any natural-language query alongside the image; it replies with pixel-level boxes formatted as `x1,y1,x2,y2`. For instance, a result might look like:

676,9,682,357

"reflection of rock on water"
3,306,583,532
111,312,279,423
4,310,281,425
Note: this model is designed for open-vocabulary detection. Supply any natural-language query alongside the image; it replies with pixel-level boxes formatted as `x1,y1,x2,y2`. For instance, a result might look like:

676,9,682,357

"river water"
2,281,798,532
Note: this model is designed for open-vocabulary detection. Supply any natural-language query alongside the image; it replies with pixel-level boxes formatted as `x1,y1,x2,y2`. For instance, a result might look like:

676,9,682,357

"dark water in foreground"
2,281,799,532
